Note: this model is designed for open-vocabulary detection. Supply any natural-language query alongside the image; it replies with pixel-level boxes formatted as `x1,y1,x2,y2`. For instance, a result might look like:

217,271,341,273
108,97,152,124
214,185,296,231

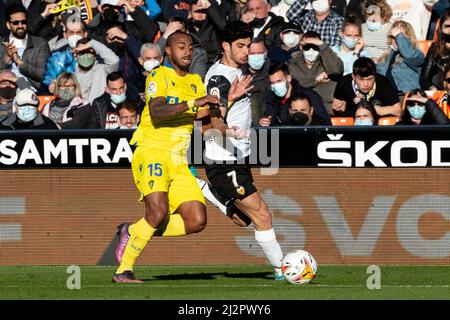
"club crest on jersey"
148,82,157,95
191,84,197,93
149,180,154,189
210,87,220,99
265,28,271,36
236,186,245,195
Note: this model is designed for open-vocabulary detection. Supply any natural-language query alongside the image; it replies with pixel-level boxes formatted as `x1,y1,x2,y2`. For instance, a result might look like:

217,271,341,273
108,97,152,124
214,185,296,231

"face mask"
311,0,329,13
59,88,76,101
441,33,450,43
17,105,37,122
271,81,288,97
343,37,357,50
284,0,295,4
407,104,426,120
283,32,300,48
109,41,126,56
248,54,266,70
110,92,126,105
77,53,95,68
252,17,266,28
303,48,319,62
143,59,161,72
119,124,137,129
68,35,83,49
355,118,373,126
291,111,309,125
192,20,204,28
0,86,17,100
367,21,382,32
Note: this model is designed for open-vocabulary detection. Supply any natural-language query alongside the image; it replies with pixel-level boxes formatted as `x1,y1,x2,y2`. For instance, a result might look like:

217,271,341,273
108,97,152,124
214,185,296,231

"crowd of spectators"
0,0,449,130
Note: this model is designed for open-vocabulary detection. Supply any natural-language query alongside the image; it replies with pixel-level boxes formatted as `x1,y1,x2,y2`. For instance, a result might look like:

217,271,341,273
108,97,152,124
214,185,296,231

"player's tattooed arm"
149,97,189,124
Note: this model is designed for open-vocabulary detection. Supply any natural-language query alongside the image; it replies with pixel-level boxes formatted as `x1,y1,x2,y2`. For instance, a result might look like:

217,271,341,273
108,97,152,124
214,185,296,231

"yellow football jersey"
130,64,206,158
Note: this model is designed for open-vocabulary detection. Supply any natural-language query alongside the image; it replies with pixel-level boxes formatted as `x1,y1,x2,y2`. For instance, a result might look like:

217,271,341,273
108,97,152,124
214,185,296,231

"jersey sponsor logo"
166,96,179,104
148,81,157,95
191,84,197,93
151,70,157,77
149,180,154,189
171,81,176,86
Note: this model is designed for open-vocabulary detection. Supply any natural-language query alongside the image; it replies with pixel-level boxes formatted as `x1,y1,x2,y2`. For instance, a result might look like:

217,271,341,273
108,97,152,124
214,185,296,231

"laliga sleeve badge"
236,185,246,195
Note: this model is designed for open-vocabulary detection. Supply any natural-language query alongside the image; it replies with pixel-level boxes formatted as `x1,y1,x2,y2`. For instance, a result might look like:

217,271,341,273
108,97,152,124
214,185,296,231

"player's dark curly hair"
221,21,253,45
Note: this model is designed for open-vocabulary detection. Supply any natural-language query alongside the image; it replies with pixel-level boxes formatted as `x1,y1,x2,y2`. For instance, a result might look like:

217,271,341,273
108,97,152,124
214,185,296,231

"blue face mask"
271,81,288,97
408,104,426,120
355,118,373,126
17,105,38,122
111,92,126,105
367,21,382,32
248,54,266,71
343,37,357,50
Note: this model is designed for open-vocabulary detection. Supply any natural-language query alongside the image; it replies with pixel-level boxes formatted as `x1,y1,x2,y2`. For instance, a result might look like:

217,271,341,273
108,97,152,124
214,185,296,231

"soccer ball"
281,250,318,284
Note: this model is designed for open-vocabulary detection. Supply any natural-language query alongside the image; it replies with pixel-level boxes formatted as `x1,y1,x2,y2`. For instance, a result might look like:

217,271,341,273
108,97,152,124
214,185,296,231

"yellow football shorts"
131,146,205,214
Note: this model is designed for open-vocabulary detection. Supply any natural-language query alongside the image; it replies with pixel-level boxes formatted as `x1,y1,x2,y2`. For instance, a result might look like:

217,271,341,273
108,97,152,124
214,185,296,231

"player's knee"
145,203,169,225
185,210,207,234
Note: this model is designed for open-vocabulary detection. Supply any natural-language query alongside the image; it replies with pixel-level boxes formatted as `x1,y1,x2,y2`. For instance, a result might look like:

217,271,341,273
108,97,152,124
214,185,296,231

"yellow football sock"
154,214,186,237
116,218,156,274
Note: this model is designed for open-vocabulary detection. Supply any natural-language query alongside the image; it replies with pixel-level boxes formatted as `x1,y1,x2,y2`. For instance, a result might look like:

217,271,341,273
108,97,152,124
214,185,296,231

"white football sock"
196,177,228,216
255,228,283,268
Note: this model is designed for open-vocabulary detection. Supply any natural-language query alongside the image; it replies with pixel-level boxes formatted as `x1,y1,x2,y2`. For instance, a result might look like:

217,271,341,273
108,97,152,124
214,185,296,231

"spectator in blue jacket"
128,0,162,20
376,20,425,94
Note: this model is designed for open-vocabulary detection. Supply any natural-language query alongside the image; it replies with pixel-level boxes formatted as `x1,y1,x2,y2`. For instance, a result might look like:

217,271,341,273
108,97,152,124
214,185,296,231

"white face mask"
143,59,161,72
68,35,83,49
312,0,329,13
283,32,300,48
303,48,320,62
17,105,37,122
119,124,138,129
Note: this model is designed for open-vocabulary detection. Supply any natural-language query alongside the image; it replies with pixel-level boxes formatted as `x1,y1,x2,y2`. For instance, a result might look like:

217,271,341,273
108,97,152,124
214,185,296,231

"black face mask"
442,33,450,43
192,20,204,28
252,17,266,28
290,111,309,125
0,86,17,100
109,41,126,56
103,8,119,24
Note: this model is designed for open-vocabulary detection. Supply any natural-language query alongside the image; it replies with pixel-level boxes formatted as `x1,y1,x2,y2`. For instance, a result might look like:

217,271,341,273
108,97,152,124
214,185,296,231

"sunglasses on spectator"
302,44,319,51
9,20,27,25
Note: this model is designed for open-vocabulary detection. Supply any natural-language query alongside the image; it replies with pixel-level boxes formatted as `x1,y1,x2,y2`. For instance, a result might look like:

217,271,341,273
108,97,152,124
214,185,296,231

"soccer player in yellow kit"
112,31,221,283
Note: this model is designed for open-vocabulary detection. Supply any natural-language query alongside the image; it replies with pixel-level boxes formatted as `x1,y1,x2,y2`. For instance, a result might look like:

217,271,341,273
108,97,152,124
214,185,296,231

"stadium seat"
331,117,354,126
416,40,433,56
37,95,56,111
378,116,399,125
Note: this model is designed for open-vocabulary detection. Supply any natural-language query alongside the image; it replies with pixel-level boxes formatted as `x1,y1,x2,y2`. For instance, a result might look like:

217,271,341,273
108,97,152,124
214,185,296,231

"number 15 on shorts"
148,163,163,176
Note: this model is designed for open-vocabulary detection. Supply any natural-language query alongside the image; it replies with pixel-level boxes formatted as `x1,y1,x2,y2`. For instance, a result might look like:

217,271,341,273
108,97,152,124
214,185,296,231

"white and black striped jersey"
204,60,252,161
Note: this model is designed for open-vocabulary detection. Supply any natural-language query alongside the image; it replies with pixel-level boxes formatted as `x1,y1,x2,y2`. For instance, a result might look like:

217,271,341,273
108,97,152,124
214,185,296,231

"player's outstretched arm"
149,96,191,125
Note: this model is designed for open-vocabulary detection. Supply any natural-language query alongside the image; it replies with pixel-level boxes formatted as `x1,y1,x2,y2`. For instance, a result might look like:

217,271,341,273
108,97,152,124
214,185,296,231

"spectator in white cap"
0,88,58,130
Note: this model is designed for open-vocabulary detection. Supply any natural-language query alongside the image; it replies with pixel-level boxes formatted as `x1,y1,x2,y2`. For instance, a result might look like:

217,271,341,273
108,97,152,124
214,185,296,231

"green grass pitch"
0,265,449,300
